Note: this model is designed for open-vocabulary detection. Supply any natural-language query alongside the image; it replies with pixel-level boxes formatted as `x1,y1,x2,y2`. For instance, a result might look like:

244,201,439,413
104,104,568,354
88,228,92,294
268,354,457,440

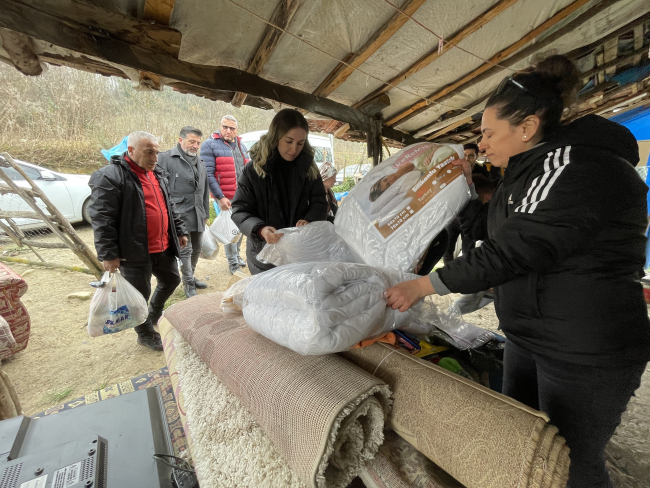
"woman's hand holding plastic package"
295,220,309,227
386,276,436,312
261,226,284,244
452,159,473,186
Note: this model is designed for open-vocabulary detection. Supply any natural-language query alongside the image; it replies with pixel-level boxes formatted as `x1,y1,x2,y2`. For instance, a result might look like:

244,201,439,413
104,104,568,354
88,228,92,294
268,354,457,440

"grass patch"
164,287,187,310
95,382,108,391
45,387,74,404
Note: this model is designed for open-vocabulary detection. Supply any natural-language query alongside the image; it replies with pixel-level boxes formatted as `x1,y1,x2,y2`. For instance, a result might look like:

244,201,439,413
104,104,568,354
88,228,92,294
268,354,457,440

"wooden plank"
333,123,350,137
0,0,421,147
387,0,622,127
230,91,248,108
312,0,428,97
580,45,648,80
232,0,303,107
353,0,521,109
143,0,176,25
0,28,42,75
385,0,594,126
39,53,129,78
566,11,650,60
0,256,94,275
0,211,50,220
425,116,472,141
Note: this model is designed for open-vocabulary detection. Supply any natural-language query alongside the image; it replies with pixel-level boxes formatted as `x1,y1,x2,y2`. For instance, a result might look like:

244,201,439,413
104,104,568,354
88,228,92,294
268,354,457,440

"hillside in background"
0,64,368,174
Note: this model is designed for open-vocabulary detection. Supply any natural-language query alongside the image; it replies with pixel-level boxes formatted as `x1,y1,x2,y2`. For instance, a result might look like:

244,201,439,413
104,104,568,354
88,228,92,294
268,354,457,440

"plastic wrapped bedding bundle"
334,142,470,272
227,261,436,355
256,221,360,266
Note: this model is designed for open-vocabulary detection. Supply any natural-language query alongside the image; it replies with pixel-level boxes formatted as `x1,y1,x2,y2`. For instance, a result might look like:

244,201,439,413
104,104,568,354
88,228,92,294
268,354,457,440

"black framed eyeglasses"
222,125,237,131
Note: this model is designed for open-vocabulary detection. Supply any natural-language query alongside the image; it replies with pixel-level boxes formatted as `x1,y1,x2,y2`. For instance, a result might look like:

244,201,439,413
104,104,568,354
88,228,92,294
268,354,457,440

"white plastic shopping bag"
200,224,220,259
210,209,241,245
87,270,149,337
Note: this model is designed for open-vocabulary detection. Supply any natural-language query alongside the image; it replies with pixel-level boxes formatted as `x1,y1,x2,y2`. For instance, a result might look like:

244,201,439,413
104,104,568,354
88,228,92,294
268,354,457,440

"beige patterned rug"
165,294,391,488
342,344,569,488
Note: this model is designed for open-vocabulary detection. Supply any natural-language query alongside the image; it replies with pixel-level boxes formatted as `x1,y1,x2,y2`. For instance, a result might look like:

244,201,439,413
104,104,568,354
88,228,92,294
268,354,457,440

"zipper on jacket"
147,172,166,250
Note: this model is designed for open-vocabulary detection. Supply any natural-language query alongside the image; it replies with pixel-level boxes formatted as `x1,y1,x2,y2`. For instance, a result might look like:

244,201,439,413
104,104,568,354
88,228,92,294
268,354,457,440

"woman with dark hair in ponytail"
386,55,650,487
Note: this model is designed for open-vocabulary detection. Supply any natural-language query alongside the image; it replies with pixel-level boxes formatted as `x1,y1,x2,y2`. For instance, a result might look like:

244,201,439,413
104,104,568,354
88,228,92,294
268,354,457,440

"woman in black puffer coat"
386,55,650,488
231,109,328,275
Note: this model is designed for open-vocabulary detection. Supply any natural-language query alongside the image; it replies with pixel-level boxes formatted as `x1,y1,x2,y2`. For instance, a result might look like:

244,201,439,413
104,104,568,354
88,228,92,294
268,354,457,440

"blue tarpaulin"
101,136,128,161
611,106,650,268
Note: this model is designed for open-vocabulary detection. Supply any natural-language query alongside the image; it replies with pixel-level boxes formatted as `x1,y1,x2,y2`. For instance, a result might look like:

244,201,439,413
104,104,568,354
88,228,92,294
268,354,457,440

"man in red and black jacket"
89,131,188,351
200,115,250,274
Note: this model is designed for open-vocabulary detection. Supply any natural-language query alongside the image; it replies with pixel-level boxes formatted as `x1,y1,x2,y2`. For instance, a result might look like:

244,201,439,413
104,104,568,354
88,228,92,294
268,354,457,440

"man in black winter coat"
89,131,188,351
158,126,210,298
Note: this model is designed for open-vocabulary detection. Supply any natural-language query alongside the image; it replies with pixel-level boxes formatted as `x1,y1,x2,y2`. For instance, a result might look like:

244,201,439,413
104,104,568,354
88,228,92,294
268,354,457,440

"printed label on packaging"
20,475,48,488
350,142,463,240
50,461,81,488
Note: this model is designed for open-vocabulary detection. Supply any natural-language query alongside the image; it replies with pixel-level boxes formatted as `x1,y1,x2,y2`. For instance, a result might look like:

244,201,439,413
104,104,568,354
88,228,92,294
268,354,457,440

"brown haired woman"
385,55,650,488
231,109,328,274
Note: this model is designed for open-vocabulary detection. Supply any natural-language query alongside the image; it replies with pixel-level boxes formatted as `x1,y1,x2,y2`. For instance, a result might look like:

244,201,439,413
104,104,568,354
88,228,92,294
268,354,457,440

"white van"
239,130,334,167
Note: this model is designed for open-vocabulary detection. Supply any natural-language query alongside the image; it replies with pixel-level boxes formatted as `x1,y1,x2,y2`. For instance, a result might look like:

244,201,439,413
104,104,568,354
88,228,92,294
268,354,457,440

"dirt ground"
0,224,241,416
0,227,648,487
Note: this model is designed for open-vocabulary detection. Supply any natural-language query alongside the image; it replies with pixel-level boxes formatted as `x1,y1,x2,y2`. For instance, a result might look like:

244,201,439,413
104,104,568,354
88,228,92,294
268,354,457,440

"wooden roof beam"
399,0,623,129
232,0,302,108
143,0,176,25
0,28,42,75
0,0,420,147
353,0,521,110
387,0,596,127
312,0,428,98
425,116,472,141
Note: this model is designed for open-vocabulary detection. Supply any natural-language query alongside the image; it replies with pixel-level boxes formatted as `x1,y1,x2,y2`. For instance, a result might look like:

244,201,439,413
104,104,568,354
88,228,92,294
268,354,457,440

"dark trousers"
179,231,202,284
120,248,181,337
503,339,646,488
442,219,474,264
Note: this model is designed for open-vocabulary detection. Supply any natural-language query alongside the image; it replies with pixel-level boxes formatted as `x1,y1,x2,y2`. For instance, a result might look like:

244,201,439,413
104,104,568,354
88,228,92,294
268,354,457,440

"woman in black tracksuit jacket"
386,55,650,488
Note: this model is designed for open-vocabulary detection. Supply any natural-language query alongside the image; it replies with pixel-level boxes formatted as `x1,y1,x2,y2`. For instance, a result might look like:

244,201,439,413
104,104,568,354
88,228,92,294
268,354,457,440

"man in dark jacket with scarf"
200,115,250,274
89,131,188,351
158,126,209,298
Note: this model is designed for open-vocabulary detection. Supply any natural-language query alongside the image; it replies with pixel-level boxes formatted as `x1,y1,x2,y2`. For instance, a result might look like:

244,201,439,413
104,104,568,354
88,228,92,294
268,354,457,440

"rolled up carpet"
341,344,570,488
160,317,304,487
165,293,391,488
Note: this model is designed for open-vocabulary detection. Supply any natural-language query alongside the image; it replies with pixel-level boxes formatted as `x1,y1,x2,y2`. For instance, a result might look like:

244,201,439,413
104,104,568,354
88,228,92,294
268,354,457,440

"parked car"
0,159,92,230
335,163,372,184
239,130,335,168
